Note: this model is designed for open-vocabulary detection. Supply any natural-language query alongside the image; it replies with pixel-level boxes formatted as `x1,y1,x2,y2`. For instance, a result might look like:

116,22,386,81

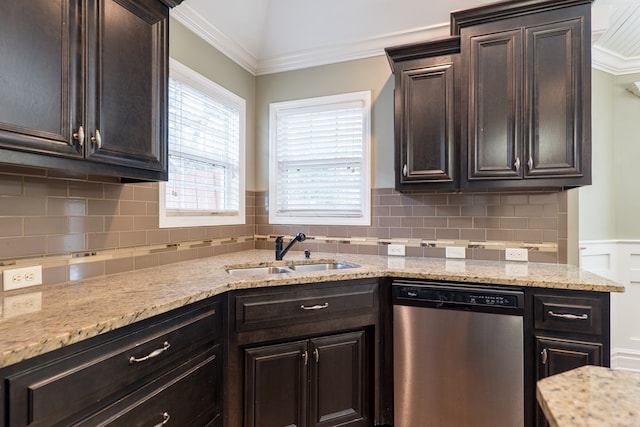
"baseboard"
611,348,640,372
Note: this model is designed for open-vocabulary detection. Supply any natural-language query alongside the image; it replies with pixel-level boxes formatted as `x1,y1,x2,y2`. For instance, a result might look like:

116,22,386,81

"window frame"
268,91,372,226
159,58,246,228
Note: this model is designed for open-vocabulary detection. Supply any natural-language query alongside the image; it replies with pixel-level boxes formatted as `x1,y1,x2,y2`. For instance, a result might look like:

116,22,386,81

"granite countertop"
537,365,640,427
0,250,624,368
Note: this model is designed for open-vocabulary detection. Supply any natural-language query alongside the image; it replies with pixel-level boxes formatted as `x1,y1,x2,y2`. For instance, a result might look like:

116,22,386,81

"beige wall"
255,56,395,190
579,69,640,240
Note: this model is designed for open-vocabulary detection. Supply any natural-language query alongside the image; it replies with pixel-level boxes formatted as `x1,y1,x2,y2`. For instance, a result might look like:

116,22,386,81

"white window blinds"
159,59,245,228
269,91,371,226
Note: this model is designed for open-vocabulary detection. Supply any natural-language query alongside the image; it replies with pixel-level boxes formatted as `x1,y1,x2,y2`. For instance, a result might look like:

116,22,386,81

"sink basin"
226,266,294,276
290,262,357,272
225,261,359,275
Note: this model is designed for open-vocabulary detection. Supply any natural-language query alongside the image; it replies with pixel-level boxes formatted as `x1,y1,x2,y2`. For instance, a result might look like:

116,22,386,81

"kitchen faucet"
275,233,306,260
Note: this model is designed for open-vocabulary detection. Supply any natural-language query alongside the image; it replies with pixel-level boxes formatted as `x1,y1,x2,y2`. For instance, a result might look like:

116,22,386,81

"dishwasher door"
393,304,524,427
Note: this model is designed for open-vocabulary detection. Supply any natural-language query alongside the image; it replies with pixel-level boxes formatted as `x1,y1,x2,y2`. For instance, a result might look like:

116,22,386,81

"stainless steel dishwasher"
393,280,524,427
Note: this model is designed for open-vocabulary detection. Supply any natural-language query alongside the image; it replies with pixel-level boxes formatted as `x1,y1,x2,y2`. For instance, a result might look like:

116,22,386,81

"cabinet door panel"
399,63,455,185
86,0,167,173
0,0,82,157
309,331,370,427
245,340,308,427
467,30,522,180
536,337,601,379
525,19,583,178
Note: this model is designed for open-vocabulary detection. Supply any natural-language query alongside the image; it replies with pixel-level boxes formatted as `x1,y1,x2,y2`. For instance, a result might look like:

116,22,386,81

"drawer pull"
153,412,170,427
541,348,548,365
129,341,171,364
548,310,589,321
300,303,329,310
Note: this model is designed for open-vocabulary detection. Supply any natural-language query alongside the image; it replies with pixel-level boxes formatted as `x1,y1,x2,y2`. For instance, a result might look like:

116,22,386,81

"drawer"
235,280,378,332
534,294,602,335
7,299,219,427
76,345,220,427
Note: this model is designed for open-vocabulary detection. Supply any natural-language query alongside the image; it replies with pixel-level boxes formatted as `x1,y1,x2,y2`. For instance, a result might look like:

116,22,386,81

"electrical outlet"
505,248,528,262
3,265,43,291
388,244,406,256
445,246,466,259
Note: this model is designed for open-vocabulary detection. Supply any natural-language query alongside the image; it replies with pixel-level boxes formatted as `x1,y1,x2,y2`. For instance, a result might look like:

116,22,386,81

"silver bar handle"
541,348,548,365
514,157,521,172
129,341,170,364
527,156,533,170
313,348,319,363
302,350,308,366
300,303,329,310
73,126,85,146
403,164,408,176
548,310,589,321
153,412,170,427
92,129,102,149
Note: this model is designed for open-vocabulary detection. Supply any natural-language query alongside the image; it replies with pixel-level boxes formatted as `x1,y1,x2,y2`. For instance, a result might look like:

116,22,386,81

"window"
159,59,246,228
269,91,371,226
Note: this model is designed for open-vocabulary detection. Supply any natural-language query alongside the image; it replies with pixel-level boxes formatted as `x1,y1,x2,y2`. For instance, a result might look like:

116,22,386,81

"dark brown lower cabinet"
244,330,370,427
530,289,609,427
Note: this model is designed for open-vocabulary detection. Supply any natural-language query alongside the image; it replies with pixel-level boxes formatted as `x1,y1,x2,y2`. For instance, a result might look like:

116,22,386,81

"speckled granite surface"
0,250,623,368
537,365,640,427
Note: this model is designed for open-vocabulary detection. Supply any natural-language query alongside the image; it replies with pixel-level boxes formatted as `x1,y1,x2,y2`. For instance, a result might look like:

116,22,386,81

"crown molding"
171,4,450,76
255,24,451,75
173,6,636,77
593,45,640,76
170,5,259,75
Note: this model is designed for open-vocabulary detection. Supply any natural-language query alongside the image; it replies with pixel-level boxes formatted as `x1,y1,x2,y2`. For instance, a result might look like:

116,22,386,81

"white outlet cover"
3,265,43,291
388,244,406,256
505,248,528,262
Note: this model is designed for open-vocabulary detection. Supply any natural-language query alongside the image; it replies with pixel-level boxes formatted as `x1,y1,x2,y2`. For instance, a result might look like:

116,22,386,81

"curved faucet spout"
275,232,307,260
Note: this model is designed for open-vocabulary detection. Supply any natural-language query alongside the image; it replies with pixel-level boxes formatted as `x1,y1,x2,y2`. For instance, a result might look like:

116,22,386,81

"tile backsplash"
0,167,567,286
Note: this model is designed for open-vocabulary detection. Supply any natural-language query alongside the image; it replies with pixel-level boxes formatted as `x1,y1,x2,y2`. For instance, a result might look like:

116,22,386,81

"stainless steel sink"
225,261,358,275
290,262,357,272
225,266,294,276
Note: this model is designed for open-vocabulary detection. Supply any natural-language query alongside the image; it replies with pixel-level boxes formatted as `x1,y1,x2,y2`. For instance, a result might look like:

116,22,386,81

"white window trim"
269,91,372,226
159,59,246,228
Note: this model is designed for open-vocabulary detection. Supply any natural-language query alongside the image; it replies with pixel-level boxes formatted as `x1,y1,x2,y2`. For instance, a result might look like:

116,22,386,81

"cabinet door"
466,29,523,181
524,18,586,179
245,340,308,427
396,61,456,187
535,336,602,426
85,0,168,175
0,0,83,158
309,331,370,427
536,336,602,379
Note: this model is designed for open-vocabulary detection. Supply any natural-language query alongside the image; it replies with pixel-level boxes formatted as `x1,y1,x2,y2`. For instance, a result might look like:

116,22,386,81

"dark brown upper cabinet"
0,0,181,181
454,0,592,189
386,0,592,191
386,38,461,191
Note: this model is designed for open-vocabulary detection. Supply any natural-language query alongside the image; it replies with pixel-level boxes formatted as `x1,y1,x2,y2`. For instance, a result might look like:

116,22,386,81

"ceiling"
170,0,640,76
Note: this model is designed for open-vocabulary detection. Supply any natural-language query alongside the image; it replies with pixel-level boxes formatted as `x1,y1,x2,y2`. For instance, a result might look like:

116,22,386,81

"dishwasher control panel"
393,281,524,310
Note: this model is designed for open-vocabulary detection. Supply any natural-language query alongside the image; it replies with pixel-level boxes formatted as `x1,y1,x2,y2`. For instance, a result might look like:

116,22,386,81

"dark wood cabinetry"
386,0,592,191
0,297,221,427
0,0,178,181
225,279,379,427
385,38,460,190
456,1,592,189
528,289,609,427
245,331,369,427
